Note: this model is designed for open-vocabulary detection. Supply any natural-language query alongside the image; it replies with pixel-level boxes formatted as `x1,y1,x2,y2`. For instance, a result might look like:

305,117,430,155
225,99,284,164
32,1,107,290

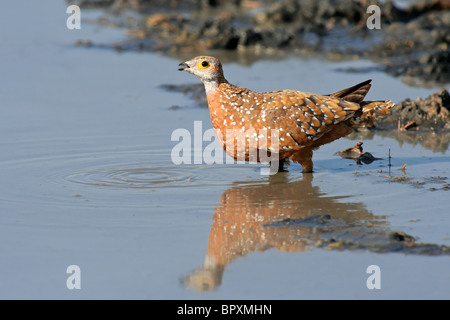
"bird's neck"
205,80,229,131
203,76,229,96
203,80,219,96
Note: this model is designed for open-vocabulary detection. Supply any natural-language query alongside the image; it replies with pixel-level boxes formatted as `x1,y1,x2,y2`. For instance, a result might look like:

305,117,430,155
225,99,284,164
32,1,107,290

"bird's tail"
350,100,395,127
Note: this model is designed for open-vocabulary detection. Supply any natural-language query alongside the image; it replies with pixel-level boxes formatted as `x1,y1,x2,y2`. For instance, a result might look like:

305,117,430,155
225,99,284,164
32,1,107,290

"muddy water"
1,1,449,299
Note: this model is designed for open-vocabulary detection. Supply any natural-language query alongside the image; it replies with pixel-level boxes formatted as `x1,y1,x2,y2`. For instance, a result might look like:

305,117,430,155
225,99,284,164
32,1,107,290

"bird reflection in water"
181,173,386,292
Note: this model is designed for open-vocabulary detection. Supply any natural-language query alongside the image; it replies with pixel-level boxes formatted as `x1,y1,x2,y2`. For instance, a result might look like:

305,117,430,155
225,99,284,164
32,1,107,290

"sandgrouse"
178,56,394,172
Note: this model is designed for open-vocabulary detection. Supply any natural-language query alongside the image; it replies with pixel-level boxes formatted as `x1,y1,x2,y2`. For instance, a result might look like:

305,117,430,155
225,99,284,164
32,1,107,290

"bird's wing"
261,90,360,147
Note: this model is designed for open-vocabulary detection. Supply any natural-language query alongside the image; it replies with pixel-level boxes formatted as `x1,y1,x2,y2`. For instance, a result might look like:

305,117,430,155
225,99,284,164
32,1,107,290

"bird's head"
178,56,226,85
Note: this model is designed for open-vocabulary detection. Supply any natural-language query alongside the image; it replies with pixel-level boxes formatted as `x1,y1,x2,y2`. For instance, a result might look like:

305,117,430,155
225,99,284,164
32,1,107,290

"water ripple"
0,145,265,209
66,165,197,189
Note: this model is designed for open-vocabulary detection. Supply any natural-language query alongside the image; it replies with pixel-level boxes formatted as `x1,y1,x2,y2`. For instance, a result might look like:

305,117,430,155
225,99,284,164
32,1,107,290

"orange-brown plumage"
179,56,394,172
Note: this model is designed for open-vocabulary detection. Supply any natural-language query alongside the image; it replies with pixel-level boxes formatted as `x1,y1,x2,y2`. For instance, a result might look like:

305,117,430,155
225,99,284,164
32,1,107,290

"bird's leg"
269,158,288,174
290,148,314,173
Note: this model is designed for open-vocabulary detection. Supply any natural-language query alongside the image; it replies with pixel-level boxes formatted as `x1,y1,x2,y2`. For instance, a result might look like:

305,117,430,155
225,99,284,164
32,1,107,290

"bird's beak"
178,62,189,71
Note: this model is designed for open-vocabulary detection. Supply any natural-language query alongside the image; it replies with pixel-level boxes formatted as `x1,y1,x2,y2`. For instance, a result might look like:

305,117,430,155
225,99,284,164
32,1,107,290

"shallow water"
1,1,449,299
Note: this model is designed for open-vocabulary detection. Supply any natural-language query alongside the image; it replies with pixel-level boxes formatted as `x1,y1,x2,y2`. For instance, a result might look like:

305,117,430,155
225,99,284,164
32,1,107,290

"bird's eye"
199,60,210,69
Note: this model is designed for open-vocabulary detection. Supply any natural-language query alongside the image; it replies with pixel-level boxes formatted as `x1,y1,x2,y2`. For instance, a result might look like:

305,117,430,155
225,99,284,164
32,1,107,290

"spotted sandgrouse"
178,56,394,172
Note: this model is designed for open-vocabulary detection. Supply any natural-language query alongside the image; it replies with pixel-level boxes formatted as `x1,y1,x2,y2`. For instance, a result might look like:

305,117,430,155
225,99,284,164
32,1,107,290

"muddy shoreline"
71,0,450,85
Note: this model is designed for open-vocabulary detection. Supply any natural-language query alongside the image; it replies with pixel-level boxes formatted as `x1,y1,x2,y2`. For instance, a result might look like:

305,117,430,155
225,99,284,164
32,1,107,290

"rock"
337,141,380,165
337,141,364,159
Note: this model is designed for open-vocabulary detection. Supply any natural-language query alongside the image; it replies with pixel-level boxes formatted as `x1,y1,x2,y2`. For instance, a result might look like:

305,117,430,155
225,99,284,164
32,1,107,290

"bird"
178,56,394,172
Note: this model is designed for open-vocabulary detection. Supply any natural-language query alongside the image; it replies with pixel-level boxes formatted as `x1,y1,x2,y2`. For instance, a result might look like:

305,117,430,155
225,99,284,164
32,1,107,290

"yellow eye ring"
198,60,210,69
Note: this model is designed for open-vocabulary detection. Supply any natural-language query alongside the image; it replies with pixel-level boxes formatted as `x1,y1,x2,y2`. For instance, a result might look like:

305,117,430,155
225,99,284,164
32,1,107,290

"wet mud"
70,0,450,86
374,88,450,131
